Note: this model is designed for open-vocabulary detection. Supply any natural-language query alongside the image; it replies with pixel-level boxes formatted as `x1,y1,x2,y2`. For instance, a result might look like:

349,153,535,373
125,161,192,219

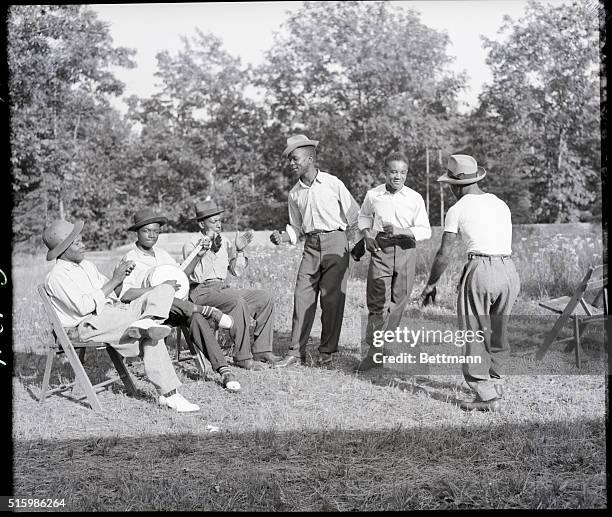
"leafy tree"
126,30,273,231
256,0,465,208
468,0,601,223
8,5,135,246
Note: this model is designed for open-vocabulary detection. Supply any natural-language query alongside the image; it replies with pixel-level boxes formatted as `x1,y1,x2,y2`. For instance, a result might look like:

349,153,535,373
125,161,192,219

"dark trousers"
364,235,416,352
457,257,520,401
167,297,228,371
288,230,349,357
189,282,275,361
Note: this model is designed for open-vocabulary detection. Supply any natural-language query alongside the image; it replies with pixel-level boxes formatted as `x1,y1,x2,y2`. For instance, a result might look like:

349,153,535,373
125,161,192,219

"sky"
91,1,572,113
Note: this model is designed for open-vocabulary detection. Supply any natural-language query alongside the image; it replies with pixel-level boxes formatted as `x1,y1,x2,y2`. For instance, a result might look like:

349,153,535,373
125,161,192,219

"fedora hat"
437,154,487,185
43,219,85,261
192,200,224,221
127,208,168,232
282,134,319,157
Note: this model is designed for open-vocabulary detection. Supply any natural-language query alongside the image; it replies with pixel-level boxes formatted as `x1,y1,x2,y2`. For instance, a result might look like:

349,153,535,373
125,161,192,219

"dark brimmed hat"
43,219,85,261
192,200,224,221
282,134,319,157
437,154,487,185
127,208,168,232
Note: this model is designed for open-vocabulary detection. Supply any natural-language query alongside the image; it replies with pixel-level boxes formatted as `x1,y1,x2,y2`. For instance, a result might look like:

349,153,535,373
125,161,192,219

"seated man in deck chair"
43,218,200,412
117,208,241,393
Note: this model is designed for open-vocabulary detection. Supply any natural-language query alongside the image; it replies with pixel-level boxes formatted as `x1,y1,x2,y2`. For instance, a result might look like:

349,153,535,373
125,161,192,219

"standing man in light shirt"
270,134,360,368
117,208,241,393
42,218,200,412
356,151,431,372
183,200,280,371
421,154,520,412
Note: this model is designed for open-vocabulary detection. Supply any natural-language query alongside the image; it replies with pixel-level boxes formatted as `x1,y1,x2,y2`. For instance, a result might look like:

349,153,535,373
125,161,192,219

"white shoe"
126,318,172,341
159,392,200,413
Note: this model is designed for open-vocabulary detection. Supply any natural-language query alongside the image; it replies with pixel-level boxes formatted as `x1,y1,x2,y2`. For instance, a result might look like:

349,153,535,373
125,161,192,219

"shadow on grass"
12,418,606,511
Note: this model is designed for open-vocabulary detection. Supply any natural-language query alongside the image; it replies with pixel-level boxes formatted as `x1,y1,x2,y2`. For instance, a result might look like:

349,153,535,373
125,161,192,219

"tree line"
7,1,602,250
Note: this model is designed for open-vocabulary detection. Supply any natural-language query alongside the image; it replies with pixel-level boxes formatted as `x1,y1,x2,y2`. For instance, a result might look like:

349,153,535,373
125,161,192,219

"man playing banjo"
117,208,241,393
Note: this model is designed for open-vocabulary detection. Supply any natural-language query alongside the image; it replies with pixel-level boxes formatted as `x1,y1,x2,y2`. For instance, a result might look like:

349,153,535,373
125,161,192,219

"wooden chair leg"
573,315,582,369
106,346,138,396
174,327,182,362
39,350,55,403
61,342,102,411
181,325,213,378
78,347,86,363
537,311,572,360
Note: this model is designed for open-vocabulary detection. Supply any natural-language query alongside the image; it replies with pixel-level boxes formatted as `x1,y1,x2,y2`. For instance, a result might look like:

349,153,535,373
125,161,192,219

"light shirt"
287,170,360,244
182,233,237,283
44,259,118,328
358,184,432,241
444,193,513,255
118,243,178,299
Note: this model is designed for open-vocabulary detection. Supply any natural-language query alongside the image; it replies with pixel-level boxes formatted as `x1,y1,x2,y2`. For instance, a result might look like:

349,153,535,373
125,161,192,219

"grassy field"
11,223,607,510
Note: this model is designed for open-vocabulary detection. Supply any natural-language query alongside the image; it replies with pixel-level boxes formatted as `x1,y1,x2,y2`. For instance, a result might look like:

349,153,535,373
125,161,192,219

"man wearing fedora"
182,200,279,370
356,151,431,372
42,219,201,412
117,208,241,393
421,154,521,412
270,134,360,368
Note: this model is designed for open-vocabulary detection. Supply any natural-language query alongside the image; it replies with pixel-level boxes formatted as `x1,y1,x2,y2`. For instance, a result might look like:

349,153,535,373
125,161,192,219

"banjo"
143,235,211,300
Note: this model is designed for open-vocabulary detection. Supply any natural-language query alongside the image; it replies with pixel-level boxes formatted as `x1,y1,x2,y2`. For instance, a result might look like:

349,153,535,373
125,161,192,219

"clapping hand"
270,230,283,246
236,229,254,252
113,259,135,283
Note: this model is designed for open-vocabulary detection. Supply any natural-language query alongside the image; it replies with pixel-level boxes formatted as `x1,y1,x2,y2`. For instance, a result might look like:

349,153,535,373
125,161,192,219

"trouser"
288,230,349,357
167,298,228,371
190,281,275,361
364,234,416,354
457,256,520,401
76,284,181,395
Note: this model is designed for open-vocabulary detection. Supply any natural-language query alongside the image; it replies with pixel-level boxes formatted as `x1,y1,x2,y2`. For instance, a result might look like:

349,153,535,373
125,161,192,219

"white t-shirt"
443,193,512,255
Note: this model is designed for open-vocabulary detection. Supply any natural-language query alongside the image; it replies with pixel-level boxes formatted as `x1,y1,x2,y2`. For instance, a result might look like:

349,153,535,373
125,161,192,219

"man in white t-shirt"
421,154,520,411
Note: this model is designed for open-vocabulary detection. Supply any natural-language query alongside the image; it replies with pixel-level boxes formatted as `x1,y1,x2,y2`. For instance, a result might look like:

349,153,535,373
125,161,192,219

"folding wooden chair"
38,285,138,411
536,265,608,368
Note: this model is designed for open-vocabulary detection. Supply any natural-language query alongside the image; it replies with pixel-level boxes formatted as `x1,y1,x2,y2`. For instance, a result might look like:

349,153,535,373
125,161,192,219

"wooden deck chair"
38,285,138,411
536,265,608,368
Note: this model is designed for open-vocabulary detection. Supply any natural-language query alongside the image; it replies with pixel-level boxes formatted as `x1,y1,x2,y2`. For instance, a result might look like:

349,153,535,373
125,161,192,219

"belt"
192,278,224,288
306,228,342,237
468,253,511,260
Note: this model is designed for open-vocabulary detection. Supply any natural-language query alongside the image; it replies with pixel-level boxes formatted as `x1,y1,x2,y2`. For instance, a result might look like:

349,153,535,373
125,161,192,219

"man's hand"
420,285,437,307
236,229,254,252
270,230,287,246
162,279,180,292
112,259,135,284
197,235,212,256
364,236,380,253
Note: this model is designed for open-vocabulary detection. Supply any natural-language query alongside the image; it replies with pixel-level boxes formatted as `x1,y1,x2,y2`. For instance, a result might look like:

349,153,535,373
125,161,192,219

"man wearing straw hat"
355,151,431,372
270,134,360,368
182,200,280,371
117,208,241,393
421,154,520,412
42,218,200,412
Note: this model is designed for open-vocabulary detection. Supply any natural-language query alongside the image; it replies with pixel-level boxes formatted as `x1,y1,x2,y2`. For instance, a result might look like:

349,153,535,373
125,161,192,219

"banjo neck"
179,232,217,271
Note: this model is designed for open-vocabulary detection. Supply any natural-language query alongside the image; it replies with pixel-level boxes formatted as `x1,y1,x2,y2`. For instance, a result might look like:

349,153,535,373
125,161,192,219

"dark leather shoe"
253,351,282,364
273,355,302,368
355,355,382,372
459,397,502,412
317,352,333,366
233,358,267,371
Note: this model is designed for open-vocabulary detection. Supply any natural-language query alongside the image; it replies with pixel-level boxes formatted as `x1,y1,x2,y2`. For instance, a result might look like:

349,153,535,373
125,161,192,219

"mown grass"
11,223,607,510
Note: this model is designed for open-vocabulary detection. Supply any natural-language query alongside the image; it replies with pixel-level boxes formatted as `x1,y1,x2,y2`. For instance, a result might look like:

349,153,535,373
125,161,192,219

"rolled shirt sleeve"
411,194,432,241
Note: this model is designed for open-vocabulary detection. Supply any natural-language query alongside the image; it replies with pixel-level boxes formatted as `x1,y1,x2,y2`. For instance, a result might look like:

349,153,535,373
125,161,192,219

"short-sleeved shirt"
287,170,360,244
443,193,512,255
44,259,118,327
118,243,178,299
357,184,432,241
182,233,236,283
